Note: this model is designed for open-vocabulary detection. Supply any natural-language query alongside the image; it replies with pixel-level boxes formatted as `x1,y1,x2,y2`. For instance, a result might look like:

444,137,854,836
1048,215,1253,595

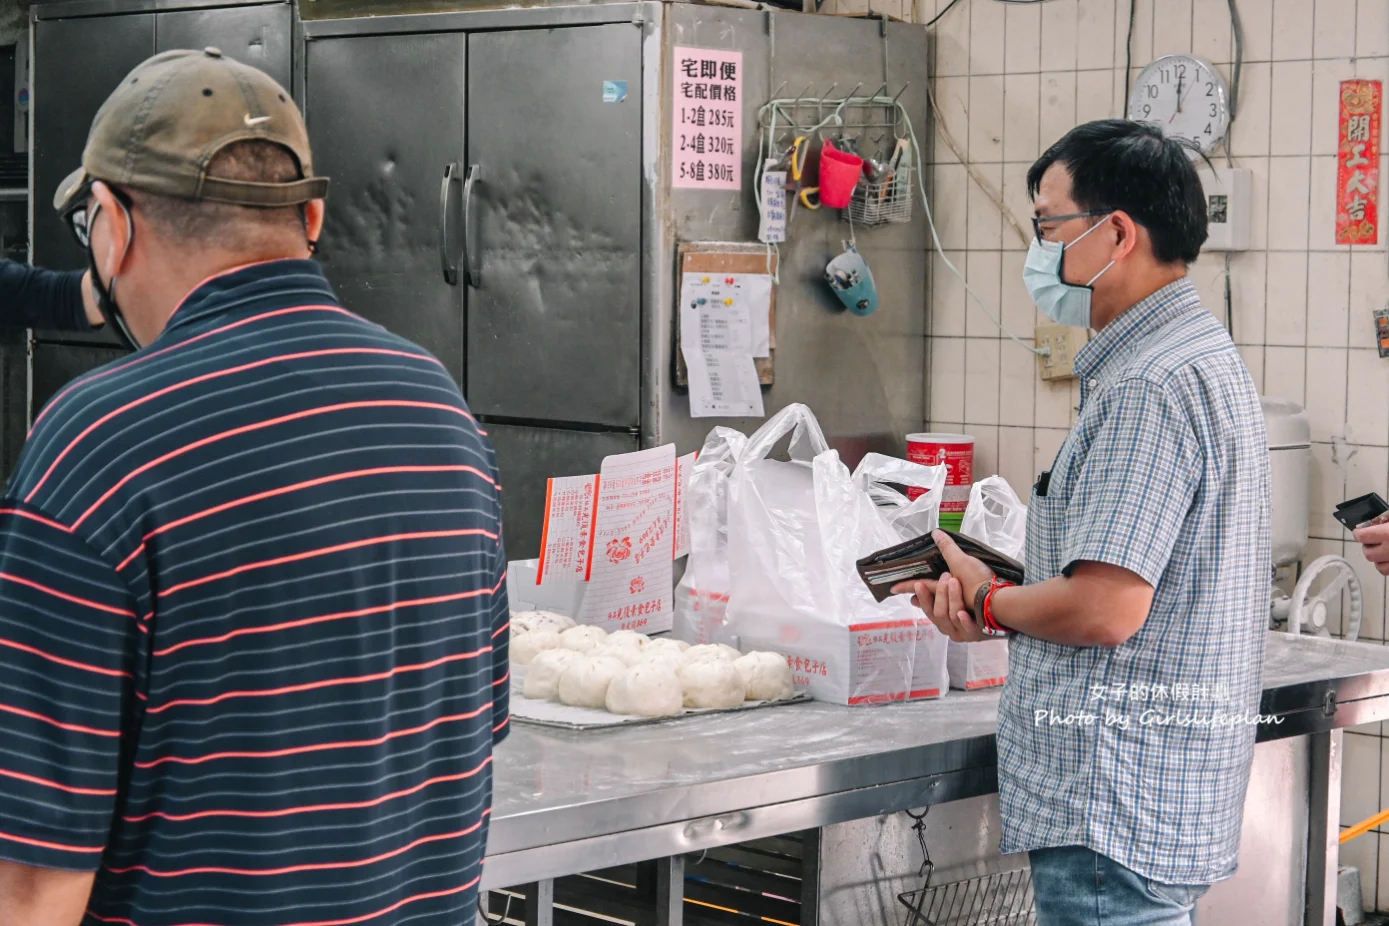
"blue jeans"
1029,846,1210,926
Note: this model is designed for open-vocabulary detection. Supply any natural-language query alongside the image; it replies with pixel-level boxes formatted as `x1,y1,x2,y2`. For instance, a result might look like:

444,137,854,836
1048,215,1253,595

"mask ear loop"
89,196,141,351
1085,260,1116,287
1061,212,1117,290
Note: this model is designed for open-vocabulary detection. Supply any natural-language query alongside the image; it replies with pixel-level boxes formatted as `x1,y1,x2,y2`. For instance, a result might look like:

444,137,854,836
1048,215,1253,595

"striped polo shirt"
0,260,509,925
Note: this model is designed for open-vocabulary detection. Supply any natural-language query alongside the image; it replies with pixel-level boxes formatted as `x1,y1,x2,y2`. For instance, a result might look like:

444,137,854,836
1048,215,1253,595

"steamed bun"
593,642,646,668
512,630,561,666
734,651,795,701
523,649,582,700
558,655,628,708
684,643,742,665
679,658,746,709
559,625,608,654
606,663,683,717
606,629,650,649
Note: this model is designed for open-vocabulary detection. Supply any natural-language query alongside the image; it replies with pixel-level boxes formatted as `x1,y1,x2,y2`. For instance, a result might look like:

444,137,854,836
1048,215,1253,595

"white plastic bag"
672,427,749,645
959,475,1028,558
854,452,947,540
949,475,1027,691
725,404,950,705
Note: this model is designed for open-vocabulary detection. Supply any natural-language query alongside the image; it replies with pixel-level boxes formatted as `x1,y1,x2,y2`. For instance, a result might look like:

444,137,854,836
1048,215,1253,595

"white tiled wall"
819,0,1389,911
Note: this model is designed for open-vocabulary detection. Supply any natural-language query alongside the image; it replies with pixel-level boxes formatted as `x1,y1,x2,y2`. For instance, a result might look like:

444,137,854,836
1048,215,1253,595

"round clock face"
1127,55,1230,154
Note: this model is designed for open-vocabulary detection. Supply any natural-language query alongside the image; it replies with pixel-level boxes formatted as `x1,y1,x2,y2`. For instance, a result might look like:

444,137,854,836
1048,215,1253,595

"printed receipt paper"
679,272,769,418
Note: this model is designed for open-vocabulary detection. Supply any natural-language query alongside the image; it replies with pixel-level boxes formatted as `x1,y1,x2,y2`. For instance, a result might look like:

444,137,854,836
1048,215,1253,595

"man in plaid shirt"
898,120,1270,926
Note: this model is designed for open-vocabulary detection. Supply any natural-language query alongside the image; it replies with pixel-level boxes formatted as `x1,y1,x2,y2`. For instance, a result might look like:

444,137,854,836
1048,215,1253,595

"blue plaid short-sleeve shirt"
997,278,1271,885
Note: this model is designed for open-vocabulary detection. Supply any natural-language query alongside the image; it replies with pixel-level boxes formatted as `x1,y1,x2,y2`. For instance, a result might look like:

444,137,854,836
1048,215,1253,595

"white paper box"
506,559,673,633
734,616,948,706
946,639,1009,691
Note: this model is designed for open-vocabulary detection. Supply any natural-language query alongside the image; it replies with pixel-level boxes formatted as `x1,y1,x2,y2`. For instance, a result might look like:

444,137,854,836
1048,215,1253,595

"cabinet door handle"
439,162,461,285
462,164,481,288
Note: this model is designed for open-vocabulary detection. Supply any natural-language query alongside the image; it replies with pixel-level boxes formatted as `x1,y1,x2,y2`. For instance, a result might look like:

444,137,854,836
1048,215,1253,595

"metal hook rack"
758,83,911,153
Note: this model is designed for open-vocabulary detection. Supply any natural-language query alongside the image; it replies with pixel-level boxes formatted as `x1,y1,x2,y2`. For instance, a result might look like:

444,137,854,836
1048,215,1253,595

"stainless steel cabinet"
24,2,929,557
301,18,644,555
32,12,156,282
300,4,930,560
27,0,293,420
155,4,291,87
465,25,642,429
303,32,468,384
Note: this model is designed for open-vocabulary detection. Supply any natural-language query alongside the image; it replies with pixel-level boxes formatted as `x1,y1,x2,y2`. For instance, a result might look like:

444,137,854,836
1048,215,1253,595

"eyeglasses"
61,182,133,250
1031,210,1109,243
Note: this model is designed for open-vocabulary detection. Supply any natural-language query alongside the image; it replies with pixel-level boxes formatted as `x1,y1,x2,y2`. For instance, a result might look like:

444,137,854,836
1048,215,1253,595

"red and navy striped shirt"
0,260,509,925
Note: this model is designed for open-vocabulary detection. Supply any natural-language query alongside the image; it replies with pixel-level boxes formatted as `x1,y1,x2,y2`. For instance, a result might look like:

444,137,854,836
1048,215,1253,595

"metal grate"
481,834,808,925
845,164,914,226
897,807,1035,926
898,868,1036,926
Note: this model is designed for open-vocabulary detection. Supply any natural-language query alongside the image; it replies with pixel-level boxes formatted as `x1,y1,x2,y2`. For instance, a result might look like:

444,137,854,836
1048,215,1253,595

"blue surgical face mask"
1022,214,1115,328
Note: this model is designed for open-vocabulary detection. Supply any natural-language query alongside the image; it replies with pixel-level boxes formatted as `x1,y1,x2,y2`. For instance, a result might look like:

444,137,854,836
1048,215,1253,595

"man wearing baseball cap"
0,49,508,926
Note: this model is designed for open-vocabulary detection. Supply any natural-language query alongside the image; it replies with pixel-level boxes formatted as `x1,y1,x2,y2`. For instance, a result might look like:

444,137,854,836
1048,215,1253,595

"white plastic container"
1261,396,1310,568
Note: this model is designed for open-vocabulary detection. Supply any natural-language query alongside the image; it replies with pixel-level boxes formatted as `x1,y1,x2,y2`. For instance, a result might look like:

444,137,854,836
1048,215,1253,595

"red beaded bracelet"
981,577,1015,637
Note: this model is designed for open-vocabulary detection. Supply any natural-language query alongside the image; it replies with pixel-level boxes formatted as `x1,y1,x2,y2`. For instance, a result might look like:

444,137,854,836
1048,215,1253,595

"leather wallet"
856,530,1026,603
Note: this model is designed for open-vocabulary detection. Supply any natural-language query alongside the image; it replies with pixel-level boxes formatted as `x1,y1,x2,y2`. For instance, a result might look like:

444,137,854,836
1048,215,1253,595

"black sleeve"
0,261,90,331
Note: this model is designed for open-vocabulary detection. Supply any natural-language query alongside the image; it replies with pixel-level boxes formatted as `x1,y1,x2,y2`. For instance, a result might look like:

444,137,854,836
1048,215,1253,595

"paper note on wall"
535,474,600,586
672,47,743,191
679,272,768,418
579,446,678,631
759,161,788,243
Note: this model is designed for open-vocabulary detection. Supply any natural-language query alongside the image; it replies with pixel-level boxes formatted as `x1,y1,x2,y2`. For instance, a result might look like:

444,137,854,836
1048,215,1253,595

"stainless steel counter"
484,631,1389,895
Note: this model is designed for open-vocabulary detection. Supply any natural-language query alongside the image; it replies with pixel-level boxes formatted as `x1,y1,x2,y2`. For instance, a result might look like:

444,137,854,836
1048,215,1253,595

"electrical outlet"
1035,325,1090,381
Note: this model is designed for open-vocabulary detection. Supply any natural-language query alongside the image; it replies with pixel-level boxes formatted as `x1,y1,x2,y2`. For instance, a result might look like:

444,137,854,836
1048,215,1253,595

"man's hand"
891,530,997,643
896,572,989,643
932,530,995,604
1355,522,1389,576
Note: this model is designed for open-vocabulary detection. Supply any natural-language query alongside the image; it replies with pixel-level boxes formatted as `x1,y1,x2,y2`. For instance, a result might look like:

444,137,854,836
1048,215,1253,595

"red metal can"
906,433,975,529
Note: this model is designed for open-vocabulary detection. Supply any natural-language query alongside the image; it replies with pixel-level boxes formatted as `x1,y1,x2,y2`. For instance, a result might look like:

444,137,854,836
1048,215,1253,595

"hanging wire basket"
846,163,915,227
897,808,1036,926
898,867,1036,926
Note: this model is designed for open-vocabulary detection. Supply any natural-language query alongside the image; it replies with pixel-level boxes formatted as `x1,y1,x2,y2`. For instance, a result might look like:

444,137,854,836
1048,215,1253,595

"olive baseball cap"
54,47,328,213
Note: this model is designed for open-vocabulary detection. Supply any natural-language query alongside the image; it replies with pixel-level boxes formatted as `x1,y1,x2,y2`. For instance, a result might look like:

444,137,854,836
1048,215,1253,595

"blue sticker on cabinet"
603,80,628,103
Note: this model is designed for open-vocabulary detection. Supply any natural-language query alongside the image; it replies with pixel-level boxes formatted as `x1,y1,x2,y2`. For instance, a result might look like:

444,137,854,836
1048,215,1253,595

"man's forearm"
0,861,94,926
989,565,1154,647
0,262,90,331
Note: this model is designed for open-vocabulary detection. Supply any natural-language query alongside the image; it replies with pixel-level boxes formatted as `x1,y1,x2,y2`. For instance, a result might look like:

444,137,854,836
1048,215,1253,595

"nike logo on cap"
243,114,271,127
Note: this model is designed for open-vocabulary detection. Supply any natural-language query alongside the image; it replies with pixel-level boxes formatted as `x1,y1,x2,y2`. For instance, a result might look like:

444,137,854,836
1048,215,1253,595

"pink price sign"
672,47,742,191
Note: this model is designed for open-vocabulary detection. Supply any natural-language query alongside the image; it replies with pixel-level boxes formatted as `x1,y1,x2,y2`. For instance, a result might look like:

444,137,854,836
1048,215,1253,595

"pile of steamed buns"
510,610,796,718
